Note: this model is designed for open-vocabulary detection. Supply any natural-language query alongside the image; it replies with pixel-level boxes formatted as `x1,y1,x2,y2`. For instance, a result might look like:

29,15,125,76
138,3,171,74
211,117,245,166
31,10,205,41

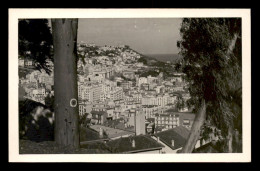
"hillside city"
19,43,221,153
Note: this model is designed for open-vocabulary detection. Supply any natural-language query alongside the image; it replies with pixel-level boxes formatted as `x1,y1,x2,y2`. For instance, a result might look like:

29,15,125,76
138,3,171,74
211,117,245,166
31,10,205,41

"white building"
138,77,148,87
108,87,123,101
19,59,25,67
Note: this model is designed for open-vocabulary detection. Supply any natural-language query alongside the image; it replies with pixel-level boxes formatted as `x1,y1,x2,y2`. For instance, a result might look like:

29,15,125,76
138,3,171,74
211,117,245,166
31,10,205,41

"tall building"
135,109,146,135
85,86,94,102
92,84,103,102
142,105,158,119
154,111,195,131
109,87,123,101
154,113,180,130
92,67,114,79
79,102,86,116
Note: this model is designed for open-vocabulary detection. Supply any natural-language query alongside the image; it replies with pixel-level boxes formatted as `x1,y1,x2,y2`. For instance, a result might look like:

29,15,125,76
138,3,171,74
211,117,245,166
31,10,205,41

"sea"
145,54,182,63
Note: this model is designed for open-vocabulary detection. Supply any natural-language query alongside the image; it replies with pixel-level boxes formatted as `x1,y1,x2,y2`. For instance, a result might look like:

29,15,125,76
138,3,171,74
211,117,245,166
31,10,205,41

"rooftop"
80,141,112,153
154,126,166,132
103,118,125,129
80,126,109,143
165,108,179,113
106,135,164,153
90,125,134,139
154,126,190,150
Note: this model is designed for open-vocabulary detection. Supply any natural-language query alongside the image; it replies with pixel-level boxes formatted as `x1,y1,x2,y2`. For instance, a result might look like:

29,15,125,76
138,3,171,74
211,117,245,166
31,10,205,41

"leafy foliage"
177,18,242,136
139,70,159,77
176,97,185,111
137,57,148,65
19,19,53,74
44,94,54,112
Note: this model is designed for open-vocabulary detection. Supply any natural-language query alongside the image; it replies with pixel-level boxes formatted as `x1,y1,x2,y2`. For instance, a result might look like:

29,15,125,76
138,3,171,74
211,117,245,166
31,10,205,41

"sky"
77,18,182,55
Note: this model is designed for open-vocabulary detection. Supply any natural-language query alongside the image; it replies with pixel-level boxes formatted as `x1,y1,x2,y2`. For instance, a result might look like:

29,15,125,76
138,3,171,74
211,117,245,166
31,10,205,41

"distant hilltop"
19,42,180,72
144,54,182,63
77,42,181,64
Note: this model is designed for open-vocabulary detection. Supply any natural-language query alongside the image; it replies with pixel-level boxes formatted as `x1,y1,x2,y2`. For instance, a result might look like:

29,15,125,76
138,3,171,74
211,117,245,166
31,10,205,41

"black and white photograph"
8,9,251,162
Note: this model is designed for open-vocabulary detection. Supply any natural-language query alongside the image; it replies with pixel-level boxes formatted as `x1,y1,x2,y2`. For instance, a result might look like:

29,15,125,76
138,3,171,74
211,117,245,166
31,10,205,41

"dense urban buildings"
18,43,202,153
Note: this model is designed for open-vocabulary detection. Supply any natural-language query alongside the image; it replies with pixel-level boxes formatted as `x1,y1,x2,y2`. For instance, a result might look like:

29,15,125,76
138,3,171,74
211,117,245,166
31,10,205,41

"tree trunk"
227,33,238,56
227,126,233,153
233,129,240,153
181,99,206,153
225,33,239,153
51,19,79,148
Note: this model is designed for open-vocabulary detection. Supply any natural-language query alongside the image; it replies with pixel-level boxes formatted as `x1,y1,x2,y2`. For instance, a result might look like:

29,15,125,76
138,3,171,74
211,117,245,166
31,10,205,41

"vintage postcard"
8,8,251,162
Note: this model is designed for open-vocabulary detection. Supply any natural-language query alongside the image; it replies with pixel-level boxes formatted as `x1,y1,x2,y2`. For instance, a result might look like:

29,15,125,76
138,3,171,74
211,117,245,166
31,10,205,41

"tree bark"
226,33,239,153
51,19,79,148
227,126,233,153
181,99,206,153
227,33,238,55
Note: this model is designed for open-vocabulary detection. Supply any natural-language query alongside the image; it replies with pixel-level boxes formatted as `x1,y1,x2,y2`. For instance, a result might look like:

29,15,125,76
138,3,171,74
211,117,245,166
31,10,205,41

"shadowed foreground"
19,140,111,154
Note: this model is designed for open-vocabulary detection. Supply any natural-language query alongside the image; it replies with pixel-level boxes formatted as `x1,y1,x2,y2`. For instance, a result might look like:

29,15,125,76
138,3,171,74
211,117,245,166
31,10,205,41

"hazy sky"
77,18,182,55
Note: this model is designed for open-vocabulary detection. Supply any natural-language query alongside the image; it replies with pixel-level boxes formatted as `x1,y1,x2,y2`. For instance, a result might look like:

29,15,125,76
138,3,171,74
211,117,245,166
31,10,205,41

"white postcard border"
8,8,251,163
